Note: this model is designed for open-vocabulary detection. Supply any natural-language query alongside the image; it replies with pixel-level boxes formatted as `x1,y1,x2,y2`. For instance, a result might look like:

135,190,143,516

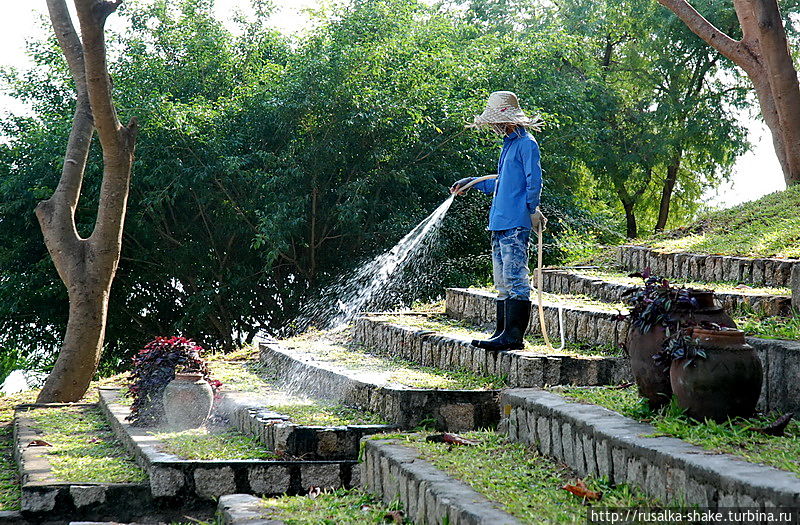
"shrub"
126,336,221,426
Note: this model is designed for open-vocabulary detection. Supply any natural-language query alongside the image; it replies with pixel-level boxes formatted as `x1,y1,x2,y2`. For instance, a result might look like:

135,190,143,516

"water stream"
299,194,455,331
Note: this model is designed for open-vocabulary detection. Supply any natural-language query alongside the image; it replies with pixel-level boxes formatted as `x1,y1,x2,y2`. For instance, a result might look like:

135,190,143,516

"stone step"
615,245,800,288
13,403,152,520
217,391,394,460
99,389,359,501
353,314,631,387
447,287,800,415
258,339,500,431
540,267,792,316
362,438,519,524
500,388,800,510
445,287,628,347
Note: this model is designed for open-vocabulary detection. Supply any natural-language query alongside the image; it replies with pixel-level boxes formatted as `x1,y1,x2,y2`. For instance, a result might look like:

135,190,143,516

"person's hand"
450,177,475,196
531,207,547,231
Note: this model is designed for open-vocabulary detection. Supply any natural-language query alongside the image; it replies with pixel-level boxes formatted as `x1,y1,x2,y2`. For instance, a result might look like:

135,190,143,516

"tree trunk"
655,152,681,232
622,200,638,238
657,0,800,184
37,0,137,403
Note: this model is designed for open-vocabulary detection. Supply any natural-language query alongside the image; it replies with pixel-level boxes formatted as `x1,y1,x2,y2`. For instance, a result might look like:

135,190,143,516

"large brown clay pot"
670,327,762,422
163,372,213,429
627,290,734,409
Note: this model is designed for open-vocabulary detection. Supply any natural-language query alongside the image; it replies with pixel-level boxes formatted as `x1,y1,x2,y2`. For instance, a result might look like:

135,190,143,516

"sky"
0,2,787,208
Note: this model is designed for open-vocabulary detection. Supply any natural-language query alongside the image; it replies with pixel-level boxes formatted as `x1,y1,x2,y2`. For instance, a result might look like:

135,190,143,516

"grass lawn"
286,329,508,390
261,489,406,524
380,431,660,523
559,385,800,476
22,405,146,483
207,353,387,426
645,185,800,258
152,427,277,460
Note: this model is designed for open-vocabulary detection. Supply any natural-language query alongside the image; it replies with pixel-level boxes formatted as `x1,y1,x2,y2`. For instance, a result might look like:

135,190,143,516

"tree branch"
656,0,758,70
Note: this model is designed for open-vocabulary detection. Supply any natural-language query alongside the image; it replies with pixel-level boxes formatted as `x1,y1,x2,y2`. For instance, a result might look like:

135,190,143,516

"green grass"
469,286,626,313
578,269,791,296
0,391,32,511
287,330,508,390
732,305,800,340
558,386,800,476
207,357,387,426
386,431,659,523
23,405,147,483
646,185,800,258
152,428,278,460
261,489,406,524
379,311,624,357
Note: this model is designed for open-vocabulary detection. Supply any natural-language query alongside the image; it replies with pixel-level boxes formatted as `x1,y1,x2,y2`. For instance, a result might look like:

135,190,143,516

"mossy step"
259,333,500,431
541,268,792,316
13,403,151,517
363,431,660,524
500,388,800,510
99,389,360,500
354,314,631,388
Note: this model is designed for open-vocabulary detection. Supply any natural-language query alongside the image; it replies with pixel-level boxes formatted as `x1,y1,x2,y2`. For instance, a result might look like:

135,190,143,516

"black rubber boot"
472,299,531,351
488,300,506,340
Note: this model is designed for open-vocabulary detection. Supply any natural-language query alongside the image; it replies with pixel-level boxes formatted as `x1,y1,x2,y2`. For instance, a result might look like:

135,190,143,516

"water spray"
457,174,565,352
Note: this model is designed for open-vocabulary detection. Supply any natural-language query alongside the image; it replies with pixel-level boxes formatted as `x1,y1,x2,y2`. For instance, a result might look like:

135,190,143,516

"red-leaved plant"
126,336,222,426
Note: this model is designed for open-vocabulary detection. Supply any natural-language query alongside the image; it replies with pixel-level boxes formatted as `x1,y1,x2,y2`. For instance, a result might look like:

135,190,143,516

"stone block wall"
445,288,628,347
541,269,791,316
353,317,631,387
792,264,800,310
258,343,500,431
616,246,799,288
361,439,520,525
501,389,800,509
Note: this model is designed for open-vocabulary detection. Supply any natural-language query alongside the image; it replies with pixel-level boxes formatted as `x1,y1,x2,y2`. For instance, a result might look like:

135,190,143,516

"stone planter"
627,290,734,409
670,327,762,422
163,372,213,429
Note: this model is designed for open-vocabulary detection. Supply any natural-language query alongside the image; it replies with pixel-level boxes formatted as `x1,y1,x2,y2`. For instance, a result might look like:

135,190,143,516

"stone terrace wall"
540,269,792,316
501,389,800,510
616,245,799,287
448,288,800,415
353,316,631,387
445,288,628,348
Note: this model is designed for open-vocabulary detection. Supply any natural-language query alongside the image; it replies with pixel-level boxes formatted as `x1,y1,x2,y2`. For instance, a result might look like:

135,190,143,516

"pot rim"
173,371,205,381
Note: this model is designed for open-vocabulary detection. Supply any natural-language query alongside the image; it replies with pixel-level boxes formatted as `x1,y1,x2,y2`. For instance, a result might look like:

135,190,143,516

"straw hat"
469,91,543,131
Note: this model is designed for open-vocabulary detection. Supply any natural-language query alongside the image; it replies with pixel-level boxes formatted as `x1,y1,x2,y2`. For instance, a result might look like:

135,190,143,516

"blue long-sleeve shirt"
472,128,542,231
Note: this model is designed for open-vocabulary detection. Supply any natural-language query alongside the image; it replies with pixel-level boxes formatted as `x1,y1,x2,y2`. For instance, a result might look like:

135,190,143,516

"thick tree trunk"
37,0,137,403
655,152,681,232
657,0,800,184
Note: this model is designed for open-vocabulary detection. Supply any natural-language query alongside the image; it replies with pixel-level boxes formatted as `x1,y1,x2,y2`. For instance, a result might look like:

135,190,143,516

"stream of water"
300,194,455,331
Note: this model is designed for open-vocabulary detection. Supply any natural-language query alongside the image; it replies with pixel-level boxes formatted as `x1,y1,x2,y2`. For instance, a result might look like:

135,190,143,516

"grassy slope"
645,185,800,258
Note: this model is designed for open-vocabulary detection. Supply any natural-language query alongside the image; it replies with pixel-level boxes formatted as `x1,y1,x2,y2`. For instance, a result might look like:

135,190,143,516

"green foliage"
733,305,800,341
0,0,755,374
560,386,800,475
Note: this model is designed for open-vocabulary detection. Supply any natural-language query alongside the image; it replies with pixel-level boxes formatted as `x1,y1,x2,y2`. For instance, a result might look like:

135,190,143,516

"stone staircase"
22,246,800,524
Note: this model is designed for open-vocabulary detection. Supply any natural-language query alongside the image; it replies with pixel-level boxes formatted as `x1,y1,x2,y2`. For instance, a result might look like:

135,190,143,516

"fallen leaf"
754,412,794,437
361,504,373,512
613,382,635,390
27,440,52,447
562,480,602,501
426,433,479,446
384,510,405,523
307,486,321,499
734,284,753,290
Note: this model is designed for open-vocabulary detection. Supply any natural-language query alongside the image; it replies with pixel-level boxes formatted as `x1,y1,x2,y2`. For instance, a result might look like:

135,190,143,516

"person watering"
450,91,546,352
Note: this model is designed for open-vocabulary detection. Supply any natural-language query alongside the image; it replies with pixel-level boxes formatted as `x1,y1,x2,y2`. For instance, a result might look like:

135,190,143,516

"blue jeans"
491,227,531,301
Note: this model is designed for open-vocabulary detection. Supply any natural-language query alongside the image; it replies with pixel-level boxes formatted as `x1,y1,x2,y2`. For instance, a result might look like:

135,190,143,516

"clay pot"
670,327,762,422
627,290,735,409
163,372,213,429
